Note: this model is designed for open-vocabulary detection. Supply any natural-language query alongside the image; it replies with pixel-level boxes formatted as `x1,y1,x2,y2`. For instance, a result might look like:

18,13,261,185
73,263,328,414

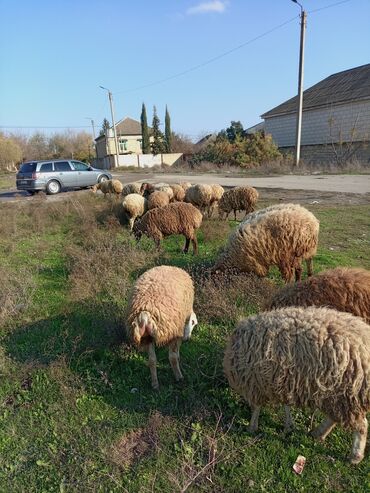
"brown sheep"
218,186,259,220
170,184,186,202
91,179,123,197
148,191,170,210
133,202,203,254
267,267,370,323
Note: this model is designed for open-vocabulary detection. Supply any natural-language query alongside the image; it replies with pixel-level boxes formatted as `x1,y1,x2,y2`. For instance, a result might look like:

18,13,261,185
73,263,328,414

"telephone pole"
291,1,307,167
99,86,120,168
85,117,96,140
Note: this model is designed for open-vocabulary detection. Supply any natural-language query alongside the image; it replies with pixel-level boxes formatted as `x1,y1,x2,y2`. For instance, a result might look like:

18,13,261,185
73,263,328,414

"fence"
93,153,183,170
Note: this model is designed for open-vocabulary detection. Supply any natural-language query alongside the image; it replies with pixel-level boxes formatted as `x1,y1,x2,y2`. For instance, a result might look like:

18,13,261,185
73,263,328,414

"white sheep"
122,193,148,230
122,182,142,197
125,265,198,389
185,184,213,215
223,306,370,464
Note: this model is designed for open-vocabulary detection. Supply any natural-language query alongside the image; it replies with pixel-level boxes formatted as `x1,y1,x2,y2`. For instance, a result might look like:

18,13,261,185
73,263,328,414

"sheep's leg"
311,416,336,441
168,339,183,382
306,257,314,277
279,260,295,284
183,237,190,253
284,405,294,433
147,342,159,390
129,217,135,230
349,416,368,464
233,210,237,221
248,406,261,433
295,263,303,282
191,234,198,255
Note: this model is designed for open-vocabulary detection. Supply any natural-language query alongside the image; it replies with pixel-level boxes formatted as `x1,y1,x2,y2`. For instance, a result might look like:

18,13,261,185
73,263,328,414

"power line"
308,0,351,14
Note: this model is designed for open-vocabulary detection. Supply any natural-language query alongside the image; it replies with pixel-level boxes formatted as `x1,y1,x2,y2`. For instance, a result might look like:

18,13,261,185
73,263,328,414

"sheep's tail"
306,257,314,277
132,311,154,345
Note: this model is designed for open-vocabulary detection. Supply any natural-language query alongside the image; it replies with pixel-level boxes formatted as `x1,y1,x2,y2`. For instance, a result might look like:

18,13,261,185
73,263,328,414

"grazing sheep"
125,265,198,389
91,179,123,197
122,193,148,230
223,306,370,464
267,267,370,323
218,186,259,220
180,181,192,192
170,184,186,202
154,184,174,201
213,204,319,282
140,182,155,197
208,184,224,217
122,182,142,197
185,184,213,215
133,202,203,254
148,191,170,210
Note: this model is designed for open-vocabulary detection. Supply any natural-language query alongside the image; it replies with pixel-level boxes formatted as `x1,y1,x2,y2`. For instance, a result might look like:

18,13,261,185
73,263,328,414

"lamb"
122,193,148,230
213,203,319,282
148,190,170,210
91,179,123,197
122,182,142,197
125,265,198,389
223,306,370,464
133,202,203,254
207,184,224,217
267,267,370,323
218,186,259,220
185,184,213,215
170,184,186,202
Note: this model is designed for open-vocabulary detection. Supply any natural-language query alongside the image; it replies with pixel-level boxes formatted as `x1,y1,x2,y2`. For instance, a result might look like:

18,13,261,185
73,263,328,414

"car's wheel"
98,175,109,183
46,180,61,195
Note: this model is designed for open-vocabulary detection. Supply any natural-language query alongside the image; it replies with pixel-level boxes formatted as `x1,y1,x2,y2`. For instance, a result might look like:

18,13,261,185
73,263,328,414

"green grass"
0,197,369,492
0,172,15,190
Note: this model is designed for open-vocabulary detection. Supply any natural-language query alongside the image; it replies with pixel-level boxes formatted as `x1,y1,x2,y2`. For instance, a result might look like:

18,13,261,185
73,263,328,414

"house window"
137,139,142,149
119,138,128,152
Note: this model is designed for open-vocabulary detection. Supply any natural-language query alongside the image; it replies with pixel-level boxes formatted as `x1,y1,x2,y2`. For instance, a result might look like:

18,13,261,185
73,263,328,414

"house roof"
115,117,143,135
261,63,370,119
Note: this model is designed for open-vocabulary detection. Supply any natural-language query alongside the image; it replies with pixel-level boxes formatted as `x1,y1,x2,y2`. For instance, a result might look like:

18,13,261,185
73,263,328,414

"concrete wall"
264,100,370,147
93,153,183,169
281,141,370,165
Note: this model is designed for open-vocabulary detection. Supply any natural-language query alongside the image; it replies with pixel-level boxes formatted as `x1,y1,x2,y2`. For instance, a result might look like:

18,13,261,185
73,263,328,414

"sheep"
213,204,319,282
140,182,155,197
180,181,192,192
133,202,203,254
170,183,186,202
122,182,142,197
148,190,170,210
154,184,174,201
185,184,213,215
125,265,198,389
218,186,259,220
91,179,123,197
267,267,370,323
122,193,148,230
223,306,370,464
208,184,224,217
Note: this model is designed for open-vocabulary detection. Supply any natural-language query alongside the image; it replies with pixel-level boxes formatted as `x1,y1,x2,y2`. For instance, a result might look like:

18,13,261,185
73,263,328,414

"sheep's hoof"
348,454,363,465
247,425,258,435
152,383,159,391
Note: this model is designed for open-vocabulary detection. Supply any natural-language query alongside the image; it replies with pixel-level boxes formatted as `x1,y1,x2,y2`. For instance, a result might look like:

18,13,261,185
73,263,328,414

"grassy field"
0,193,369,492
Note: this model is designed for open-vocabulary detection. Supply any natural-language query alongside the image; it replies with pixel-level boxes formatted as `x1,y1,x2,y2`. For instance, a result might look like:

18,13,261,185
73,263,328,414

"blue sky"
1,0,369,140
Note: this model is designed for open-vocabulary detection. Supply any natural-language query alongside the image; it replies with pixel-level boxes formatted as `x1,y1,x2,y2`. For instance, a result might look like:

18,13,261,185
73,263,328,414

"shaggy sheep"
122,182,142,197
133,202,203,254
91,179,123,197
170,184,186,202
125,265,198,389
148,190,170,210
180,181,192,192
122,193,148,230
185,184,213,215
140,182,155,197
218,186,259,220
267,267,370,323
213,204,319,282
208,184,224,217
154,184,174,201
223,306,370,464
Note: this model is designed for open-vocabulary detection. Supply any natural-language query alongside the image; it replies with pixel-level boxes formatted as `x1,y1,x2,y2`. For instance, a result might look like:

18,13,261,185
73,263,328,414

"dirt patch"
255,187,370,206
109,412,173,469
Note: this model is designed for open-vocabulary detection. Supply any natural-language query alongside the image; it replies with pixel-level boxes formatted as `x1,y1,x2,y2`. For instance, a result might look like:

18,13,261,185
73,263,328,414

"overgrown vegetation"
0,193,369,492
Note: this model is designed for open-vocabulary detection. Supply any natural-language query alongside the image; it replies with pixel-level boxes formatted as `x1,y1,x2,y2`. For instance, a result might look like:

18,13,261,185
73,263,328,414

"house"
261,64,370,164
94,116,183,169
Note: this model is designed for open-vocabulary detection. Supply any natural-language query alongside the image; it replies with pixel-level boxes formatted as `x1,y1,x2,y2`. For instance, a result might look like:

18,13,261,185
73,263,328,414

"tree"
0,133,22,171
25,132,49,160
151,106,165,155
171,132,195,154
99,118,110,136
164,105,172,153
140,103,151,154
225,121,245,143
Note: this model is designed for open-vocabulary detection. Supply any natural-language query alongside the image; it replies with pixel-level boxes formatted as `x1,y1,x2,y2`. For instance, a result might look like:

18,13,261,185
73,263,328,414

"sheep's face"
183,311,198,341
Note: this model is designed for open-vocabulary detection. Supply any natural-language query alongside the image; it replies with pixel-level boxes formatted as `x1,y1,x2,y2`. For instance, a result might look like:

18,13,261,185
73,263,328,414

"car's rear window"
54,161,72,172
19,163,37,173
39,162,53,173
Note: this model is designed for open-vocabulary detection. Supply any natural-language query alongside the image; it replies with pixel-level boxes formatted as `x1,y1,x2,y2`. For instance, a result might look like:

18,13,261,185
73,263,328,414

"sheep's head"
183,311,198,341
132,220,143,241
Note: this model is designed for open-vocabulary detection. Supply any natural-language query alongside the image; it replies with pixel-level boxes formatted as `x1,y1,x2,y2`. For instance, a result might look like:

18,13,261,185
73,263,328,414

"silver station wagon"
16,159,112,195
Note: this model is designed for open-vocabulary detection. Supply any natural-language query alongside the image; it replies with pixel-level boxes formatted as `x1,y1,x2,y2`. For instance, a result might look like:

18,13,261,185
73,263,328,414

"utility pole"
85,117,96,140
99,86,120,168
291,1,307,167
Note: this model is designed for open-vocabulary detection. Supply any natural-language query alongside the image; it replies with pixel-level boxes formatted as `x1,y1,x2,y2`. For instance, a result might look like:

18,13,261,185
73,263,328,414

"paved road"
1,173,369,203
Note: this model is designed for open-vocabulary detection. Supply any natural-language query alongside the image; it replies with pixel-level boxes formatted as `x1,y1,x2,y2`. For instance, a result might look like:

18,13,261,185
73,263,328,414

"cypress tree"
140,103,151,154
164,105,172,153
99,118,110,136
151,106,165,155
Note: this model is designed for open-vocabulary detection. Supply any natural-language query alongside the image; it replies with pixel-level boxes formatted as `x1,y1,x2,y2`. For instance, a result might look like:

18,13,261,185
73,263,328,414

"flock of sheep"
92,178,370,465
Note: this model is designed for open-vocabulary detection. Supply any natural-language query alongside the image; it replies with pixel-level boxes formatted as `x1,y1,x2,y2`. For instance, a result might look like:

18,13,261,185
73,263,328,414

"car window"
54,161,72,172
19,163,36,173
71,161,88,171
39,162,53,173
